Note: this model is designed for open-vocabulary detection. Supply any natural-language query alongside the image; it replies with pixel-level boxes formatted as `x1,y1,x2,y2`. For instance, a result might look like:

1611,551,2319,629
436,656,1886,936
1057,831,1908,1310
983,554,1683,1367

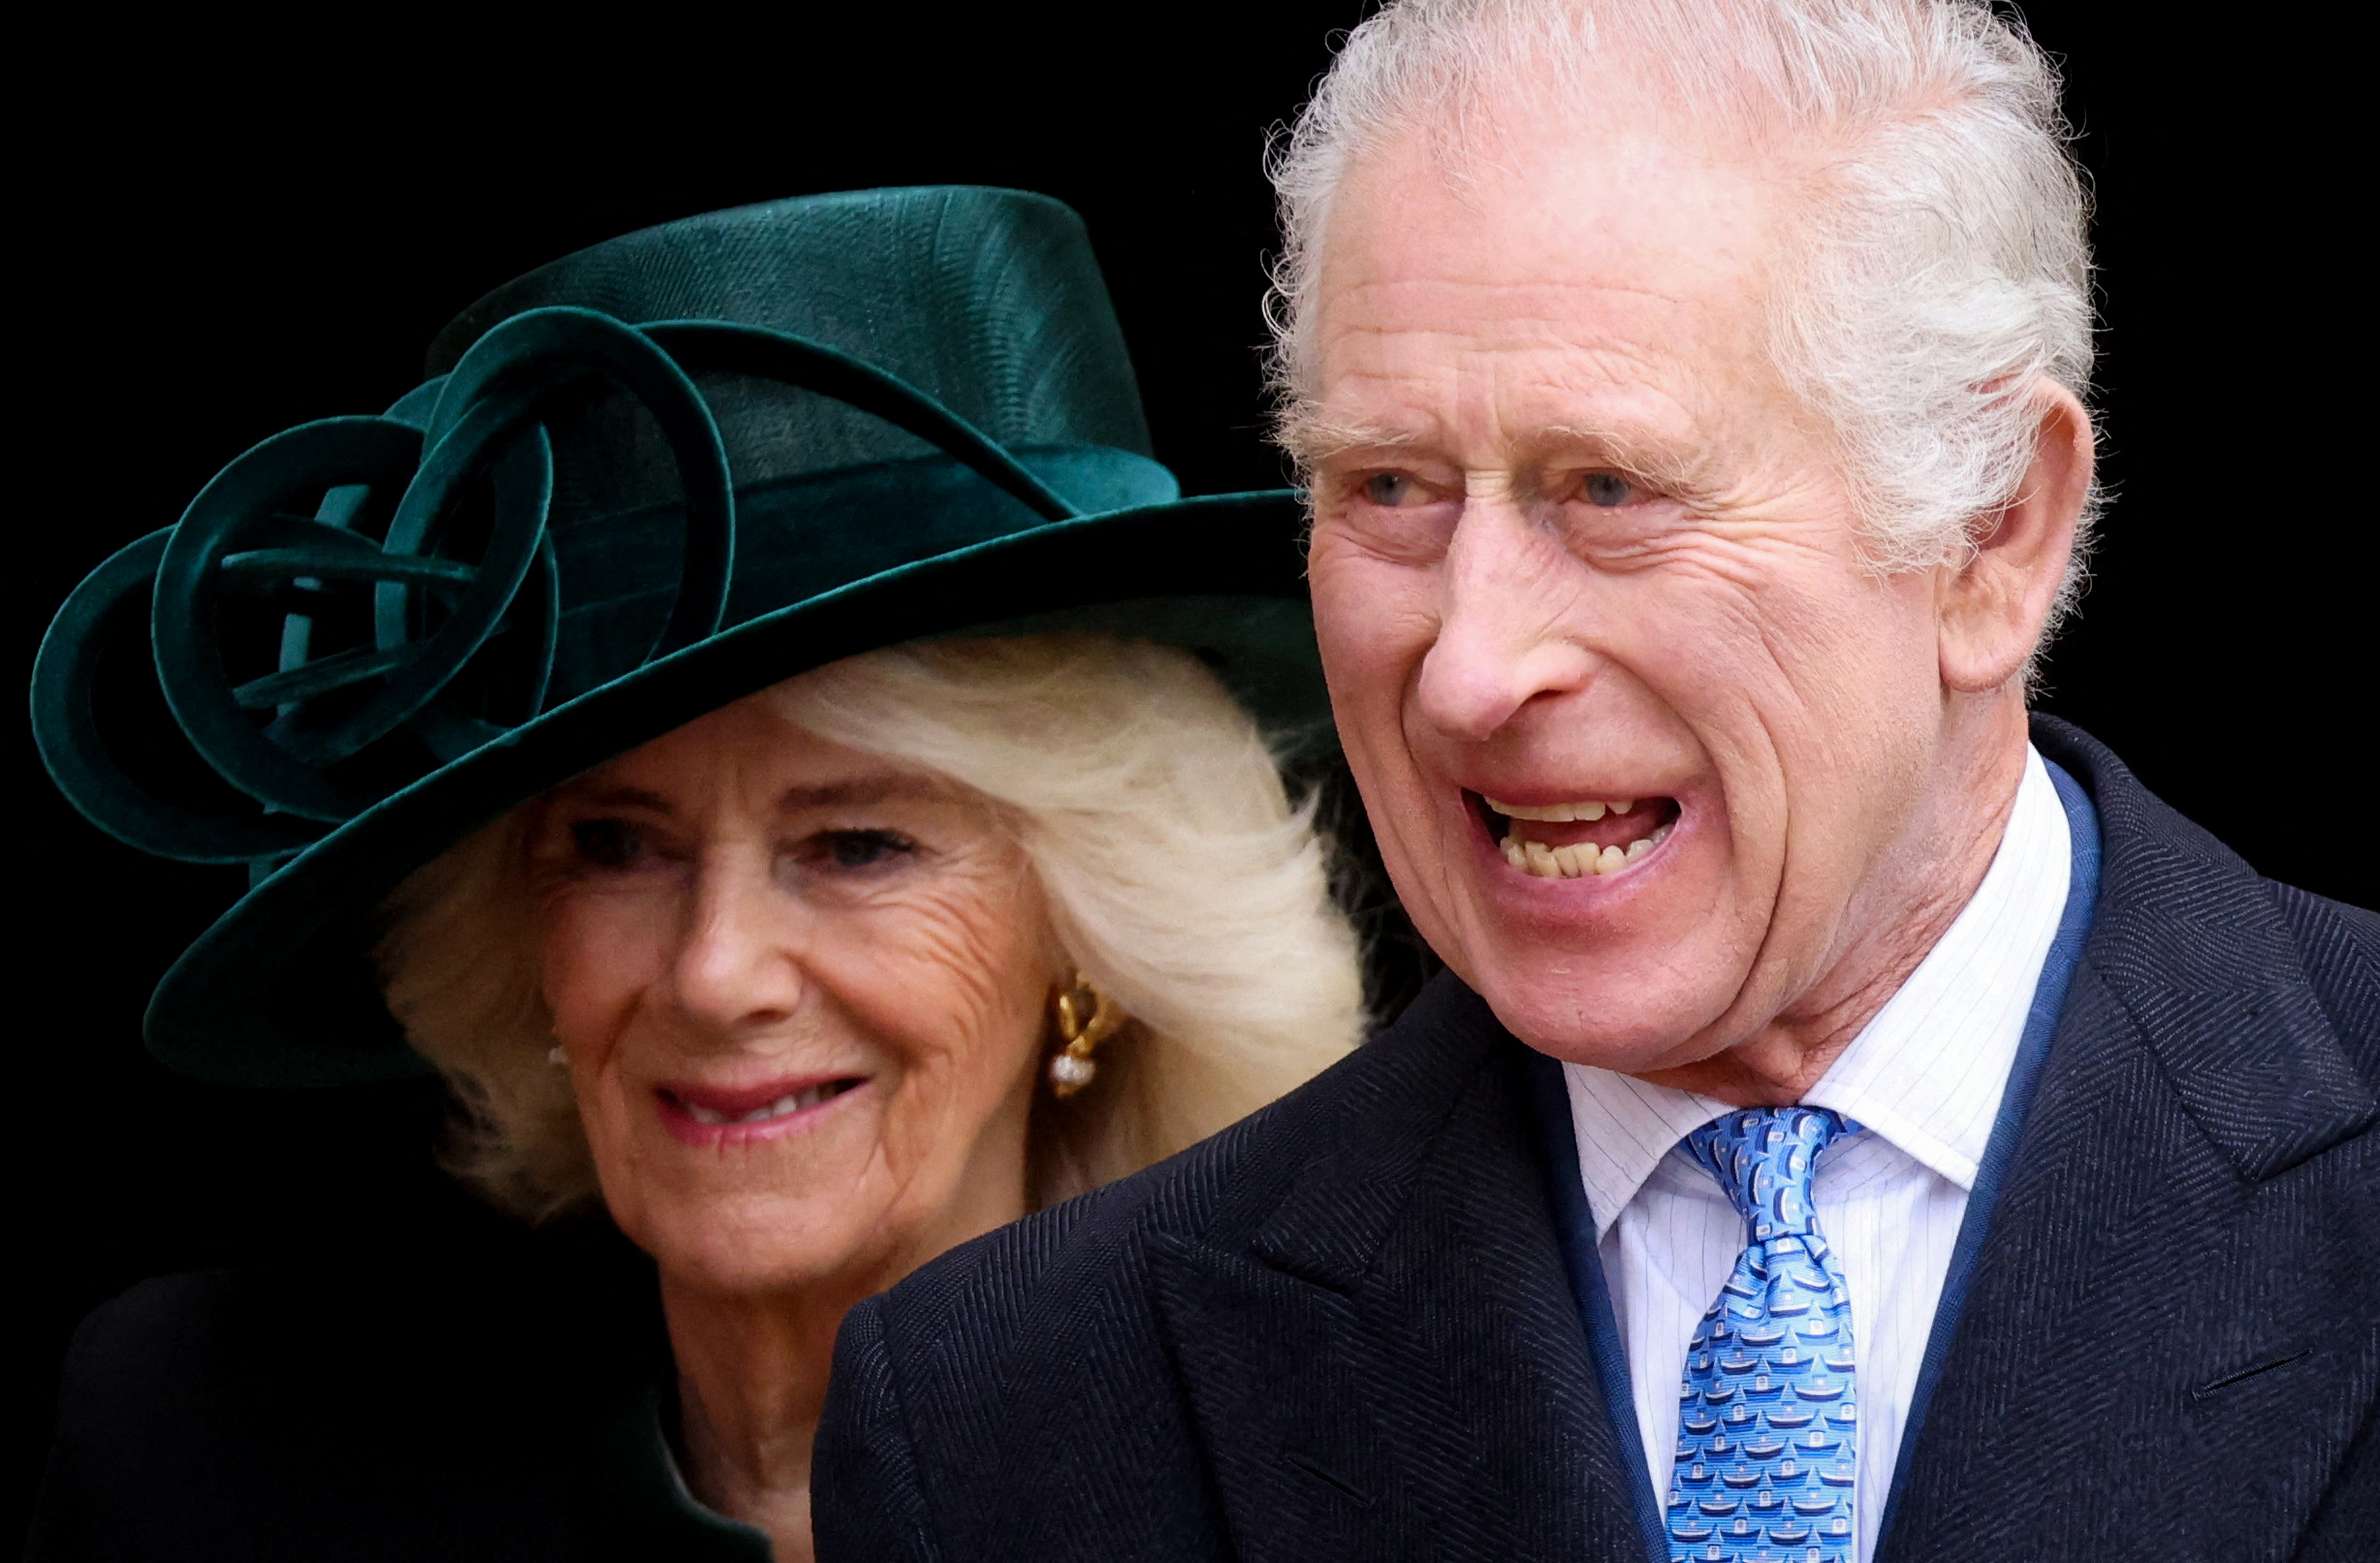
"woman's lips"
652,1073,868,1147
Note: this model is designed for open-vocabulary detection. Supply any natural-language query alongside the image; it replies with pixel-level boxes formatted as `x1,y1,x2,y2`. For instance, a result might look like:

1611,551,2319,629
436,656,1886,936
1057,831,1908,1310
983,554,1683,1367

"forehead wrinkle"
1317,263,1694,304
1315,280,1700,369
1311,276,1726,402
1298,178,1780,491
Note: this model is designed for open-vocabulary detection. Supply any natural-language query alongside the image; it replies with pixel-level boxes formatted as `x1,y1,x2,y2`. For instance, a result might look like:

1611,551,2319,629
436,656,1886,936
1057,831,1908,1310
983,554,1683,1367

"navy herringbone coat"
812,718,2378,1561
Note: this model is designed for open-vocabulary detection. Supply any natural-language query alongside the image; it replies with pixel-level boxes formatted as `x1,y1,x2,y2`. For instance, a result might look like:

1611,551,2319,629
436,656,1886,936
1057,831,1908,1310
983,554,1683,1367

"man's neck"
1634,707,2033,1107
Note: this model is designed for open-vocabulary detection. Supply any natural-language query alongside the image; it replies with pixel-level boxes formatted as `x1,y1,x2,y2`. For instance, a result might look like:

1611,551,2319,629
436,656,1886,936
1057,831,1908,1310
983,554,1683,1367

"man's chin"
1467,955,1741,1078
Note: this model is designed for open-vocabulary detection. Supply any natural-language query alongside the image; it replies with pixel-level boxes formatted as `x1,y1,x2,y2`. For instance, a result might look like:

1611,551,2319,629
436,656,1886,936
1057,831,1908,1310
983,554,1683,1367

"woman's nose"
668,852,804,1035
1413,504,1598,742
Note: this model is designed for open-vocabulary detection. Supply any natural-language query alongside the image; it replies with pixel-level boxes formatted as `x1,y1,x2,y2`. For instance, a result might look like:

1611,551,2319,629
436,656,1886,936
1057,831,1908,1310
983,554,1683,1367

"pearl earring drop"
1049,973,1126,1098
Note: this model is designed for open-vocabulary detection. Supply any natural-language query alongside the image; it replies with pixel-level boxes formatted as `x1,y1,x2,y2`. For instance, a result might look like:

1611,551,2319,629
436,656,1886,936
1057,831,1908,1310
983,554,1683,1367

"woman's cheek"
540,895,655,1048
844,896,1043,1172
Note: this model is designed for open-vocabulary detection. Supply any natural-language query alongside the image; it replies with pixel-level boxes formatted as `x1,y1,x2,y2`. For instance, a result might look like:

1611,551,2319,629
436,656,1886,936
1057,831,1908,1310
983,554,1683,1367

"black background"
12,3,2367,1540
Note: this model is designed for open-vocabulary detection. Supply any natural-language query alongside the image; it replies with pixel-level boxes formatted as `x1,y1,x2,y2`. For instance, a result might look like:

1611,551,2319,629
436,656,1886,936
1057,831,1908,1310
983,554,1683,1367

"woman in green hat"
29,188,1364,1559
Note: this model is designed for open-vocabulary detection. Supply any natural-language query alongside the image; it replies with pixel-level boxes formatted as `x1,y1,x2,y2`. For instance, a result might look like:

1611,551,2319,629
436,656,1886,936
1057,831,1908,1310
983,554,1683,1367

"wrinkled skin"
1300,113,2091,1102
531,692,1059,1558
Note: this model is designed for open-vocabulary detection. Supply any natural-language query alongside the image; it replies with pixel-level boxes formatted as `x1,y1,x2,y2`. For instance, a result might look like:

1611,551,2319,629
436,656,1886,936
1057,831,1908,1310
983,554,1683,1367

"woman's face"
528,692,1059,1299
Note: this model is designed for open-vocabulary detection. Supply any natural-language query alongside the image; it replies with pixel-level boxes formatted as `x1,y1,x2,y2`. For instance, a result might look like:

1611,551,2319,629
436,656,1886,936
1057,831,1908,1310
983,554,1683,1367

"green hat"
31,186,1319,1087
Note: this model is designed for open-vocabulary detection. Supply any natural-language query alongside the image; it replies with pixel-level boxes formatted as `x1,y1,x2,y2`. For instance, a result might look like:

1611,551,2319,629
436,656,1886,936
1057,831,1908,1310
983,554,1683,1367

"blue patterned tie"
1666,1107,1864,1563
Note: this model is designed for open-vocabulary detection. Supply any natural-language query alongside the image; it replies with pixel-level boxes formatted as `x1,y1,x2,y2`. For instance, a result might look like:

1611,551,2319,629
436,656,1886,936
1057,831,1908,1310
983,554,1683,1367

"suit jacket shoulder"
2272,878,2379,1077
2032,716,2376,1172
1883,718,2380,1559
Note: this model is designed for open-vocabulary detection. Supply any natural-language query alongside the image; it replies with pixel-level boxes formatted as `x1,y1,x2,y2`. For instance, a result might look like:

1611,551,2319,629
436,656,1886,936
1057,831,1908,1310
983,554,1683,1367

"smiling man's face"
1303,116,1988,1080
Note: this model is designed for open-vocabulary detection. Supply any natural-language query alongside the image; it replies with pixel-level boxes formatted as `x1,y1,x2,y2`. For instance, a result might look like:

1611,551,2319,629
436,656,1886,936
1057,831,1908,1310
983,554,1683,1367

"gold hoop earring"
1049,973,1125,1098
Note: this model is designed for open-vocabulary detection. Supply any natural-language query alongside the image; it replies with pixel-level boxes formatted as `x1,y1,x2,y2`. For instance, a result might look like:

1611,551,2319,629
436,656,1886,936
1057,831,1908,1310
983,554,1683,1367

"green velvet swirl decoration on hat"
30,186,1321,1086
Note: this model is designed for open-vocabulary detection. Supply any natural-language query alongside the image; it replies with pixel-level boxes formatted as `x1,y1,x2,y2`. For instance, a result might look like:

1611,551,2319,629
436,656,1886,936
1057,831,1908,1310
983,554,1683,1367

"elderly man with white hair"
814,3,2378,1559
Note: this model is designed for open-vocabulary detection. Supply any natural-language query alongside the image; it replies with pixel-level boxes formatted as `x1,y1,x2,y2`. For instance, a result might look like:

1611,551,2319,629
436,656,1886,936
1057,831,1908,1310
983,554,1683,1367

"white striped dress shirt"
1562,745,2073,1563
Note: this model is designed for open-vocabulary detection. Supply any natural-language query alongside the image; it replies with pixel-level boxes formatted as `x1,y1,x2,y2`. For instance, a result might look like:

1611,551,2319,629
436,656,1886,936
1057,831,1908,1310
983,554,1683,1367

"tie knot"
1683,1106,1859,1241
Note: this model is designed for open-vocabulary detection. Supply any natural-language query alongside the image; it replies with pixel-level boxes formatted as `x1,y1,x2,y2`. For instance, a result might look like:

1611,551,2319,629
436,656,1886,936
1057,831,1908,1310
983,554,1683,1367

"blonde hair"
374,634,1367,1220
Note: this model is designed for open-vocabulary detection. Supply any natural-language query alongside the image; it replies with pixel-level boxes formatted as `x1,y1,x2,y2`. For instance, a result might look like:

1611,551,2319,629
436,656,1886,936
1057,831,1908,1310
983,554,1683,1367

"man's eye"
815,829,916,871
570,819,644,868
1361,471,1424,507
1582,471,1638,507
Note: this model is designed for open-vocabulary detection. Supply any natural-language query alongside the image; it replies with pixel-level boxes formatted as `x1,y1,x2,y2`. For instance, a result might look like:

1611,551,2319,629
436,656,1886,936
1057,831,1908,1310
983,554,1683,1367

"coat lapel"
1876,753,2103,1538
1881,720,2378,1558
1150,979,1655,1562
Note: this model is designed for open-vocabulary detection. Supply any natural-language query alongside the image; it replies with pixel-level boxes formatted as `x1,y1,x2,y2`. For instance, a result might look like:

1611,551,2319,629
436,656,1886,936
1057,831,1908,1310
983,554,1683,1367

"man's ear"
1938,382,2095,693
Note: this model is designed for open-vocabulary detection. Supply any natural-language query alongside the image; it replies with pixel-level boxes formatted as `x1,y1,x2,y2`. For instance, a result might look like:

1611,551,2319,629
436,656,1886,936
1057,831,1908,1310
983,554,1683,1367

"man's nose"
669,851,804,1035
1413,501,1597,742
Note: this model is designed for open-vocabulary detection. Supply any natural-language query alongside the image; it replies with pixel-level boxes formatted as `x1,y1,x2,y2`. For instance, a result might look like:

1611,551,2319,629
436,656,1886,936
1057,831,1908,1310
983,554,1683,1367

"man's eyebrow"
1275,406,1425,469
1537,423,1719,494
1279,405,1720,494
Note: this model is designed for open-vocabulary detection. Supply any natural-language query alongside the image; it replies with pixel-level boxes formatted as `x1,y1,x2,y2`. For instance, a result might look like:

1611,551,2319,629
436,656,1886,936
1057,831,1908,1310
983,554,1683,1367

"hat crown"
416,190,1181,715
428,186,1155,498
34,185,1190,868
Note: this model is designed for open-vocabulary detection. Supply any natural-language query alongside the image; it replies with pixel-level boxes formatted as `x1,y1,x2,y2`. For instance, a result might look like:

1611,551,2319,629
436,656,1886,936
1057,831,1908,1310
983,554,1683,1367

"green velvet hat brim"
146,490,1320,1087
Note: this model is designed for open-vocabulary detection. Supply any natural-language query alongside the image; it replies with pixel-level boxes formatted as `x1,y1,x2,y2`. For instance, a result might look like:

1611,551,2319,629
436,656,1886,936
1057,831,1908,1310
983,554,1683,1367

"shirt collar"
1561,745,2073,1237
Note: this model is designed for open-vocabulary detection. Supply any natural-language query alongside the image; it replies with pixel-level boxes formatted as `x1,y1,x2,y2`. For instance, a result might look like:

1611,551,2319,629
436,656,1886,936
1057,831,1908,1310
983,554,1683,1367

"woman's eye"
569,819,645,869
813,829,916,871
1582,471,1638,507
1361,470,1424,507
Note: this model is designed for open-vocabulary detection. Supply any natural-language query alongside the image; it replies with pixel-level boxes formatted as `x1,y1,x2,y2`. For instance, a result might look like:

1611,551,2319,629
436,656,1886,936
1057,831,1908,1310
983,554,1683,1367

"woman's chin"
634,1189,900,1298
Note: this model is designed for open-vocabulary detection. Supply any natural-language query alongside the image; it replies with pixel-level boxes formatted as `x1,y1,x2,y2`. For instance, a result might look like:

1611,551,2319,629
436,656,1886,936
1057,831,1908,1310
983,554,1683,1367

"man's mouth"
1476,793,1681,879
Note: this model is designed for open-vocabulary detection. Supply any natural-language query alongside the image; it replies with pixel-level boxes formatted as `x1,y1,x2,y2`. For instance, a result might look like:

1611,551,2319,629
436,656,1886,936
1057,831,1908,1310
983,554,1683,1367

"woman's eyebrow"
562,785,675,813
777,774,949,812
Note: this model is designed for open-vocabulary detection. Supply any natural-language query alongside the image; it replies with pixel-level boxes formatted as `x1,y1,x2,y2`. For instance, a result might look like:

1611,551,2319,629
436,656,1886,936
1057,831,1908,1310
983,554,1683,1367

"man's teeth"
682,1081,846,1127
1500,820,1674,878
1483,796,1635,821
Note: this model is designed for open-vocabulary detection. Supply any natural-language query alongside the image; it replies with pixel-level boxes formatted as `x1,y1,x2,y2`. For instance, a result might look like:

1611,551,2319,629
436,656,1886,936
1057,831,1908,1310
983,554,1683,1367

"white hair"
374,635,1366,1220
1269,0,2097,641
